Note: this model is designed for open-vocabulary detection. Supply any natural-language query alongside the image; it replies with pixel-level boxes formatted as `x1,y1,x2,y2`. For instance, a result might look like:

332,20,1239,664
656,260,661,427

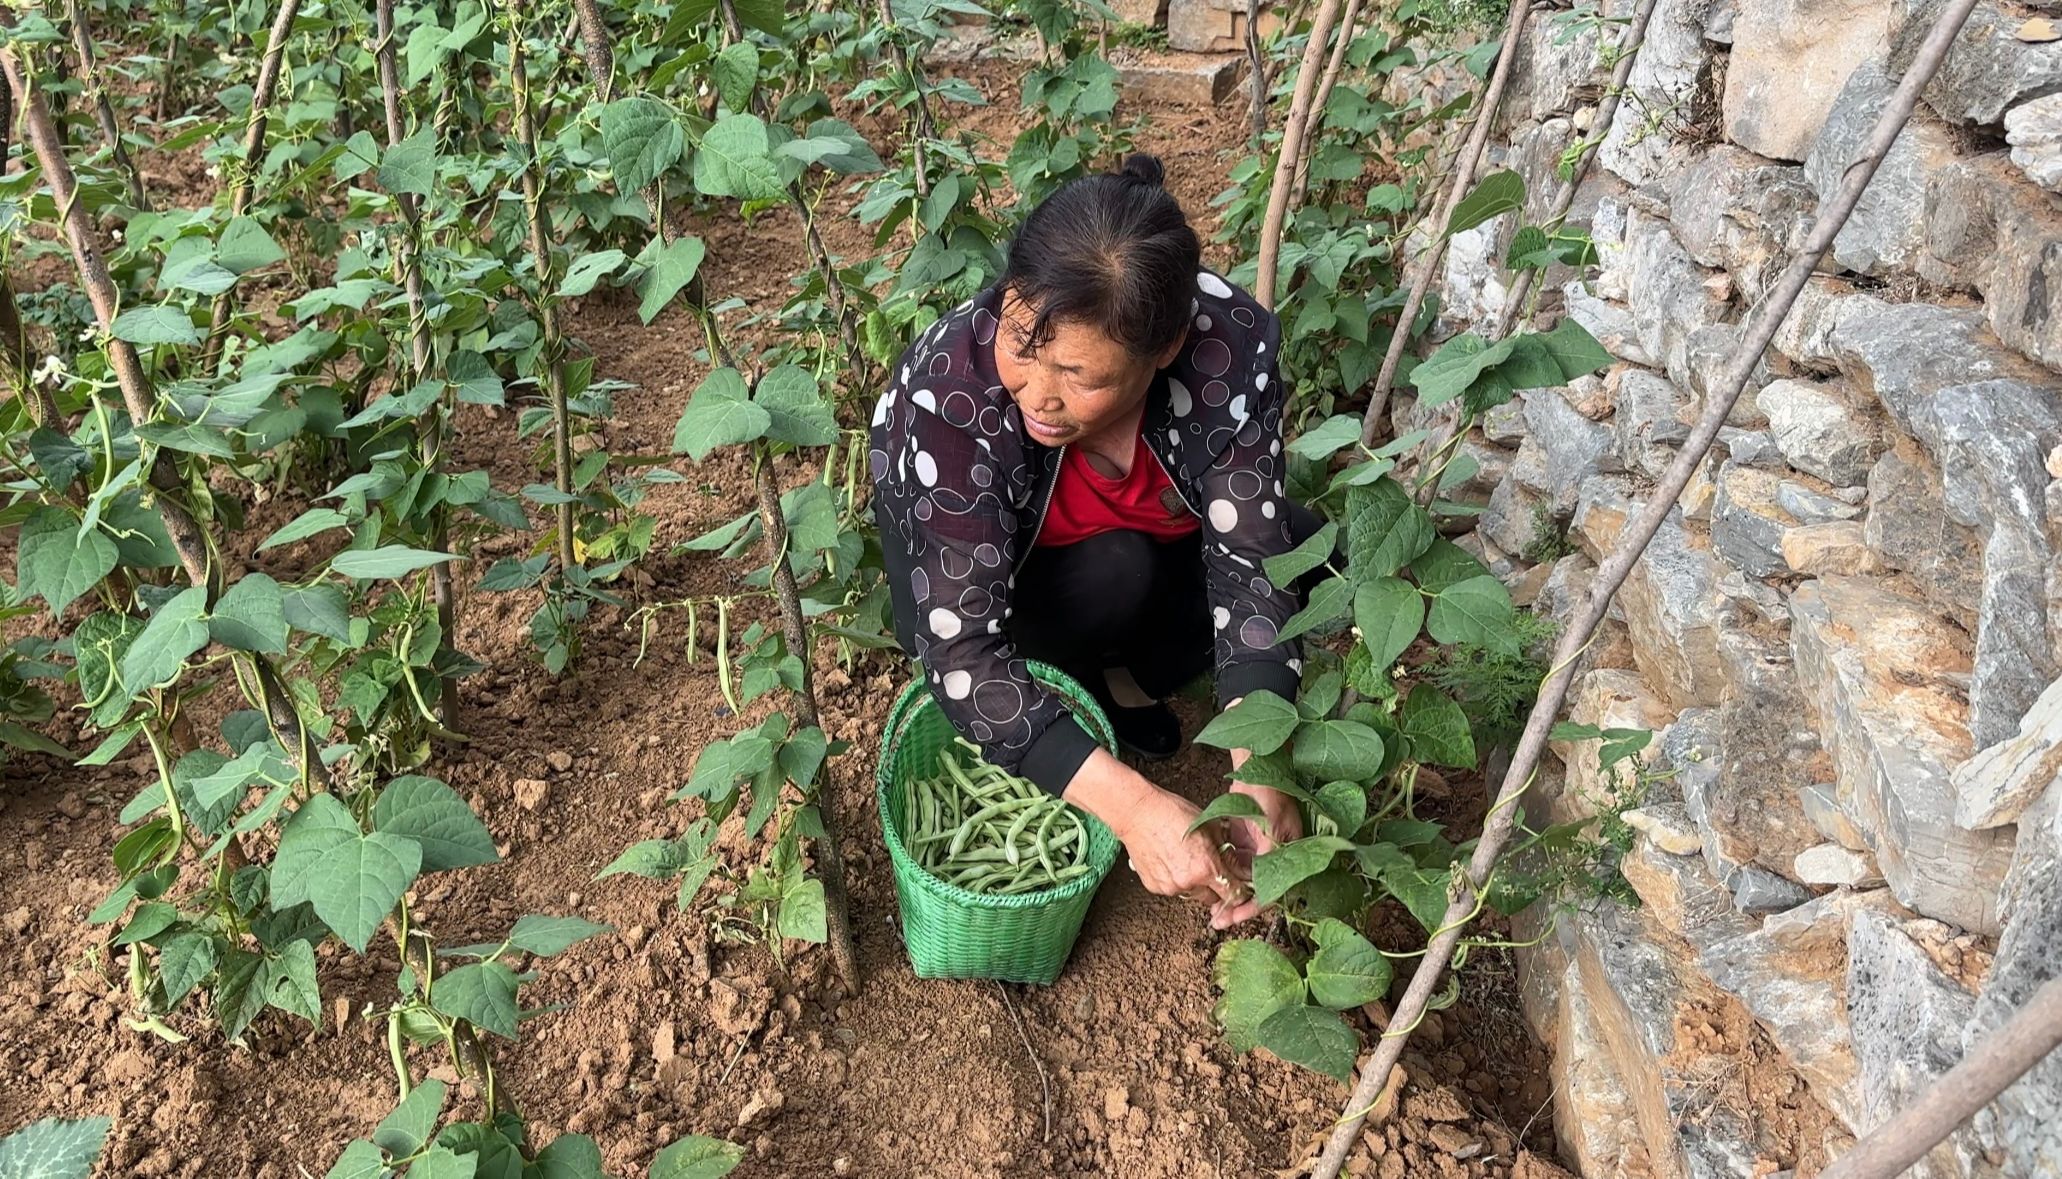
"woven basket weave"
876,663,1120,985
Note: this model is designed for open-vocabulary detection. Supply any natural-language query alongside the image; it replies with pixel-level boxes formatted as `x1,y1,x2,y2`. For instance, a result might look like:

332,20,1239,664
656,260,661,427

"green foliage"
0,1117,111,1179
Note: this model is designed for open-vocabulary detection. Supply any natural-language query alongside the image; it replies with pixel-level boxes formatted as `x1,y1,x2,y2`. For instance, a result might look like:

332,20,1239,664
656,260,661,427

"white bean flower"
33,355,65,387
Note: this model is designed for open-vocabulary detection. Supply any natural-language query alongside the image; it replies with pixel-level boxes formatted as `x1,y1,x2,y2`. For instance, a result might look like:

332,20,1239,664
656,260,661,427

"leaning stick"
1307,0,1985,1172
1245,0,1268,151
199,0,304,368
1356,0,1531,446
1253,0,1349,307
66,0,148,209
1289,0,1364,208
874,0,938,199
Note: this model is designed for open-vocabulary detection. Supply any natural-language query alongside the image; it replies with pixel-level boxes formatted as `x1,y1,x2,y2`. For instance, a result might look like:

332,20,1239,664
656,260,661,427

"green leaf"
0,1117,112,1179
1286,414,1363,462
1262,521,1338,586
332,546,458,579
447,350,505,406
636,236,706,324
408,1146,478,1179
259,507,352,551
263,938,322,1024
777,877,827,942
217,216,286,274
1494,335,1565,392
161,254,239,296
1382,862,1454,933
1445,169,1525,238
1252,836,1353,905
432,960,521,1039
1401,685,1476,768
1291,720,1387,782
532,1134,605,1179
1305,918,1393,1010
671,368,771,460
214,947,269,1040
284,583,356,644
1192,690,1300,756
1407,538,1488,594
558,249,627,298
711,41,758,110
1185,791,1266,836
1313,781,1367,835
374,1077,447,1157
0,723,68,758
17,508,117,615
1276,575,1353,643
692,114,785,201
209,573,288,654
600,97,686,196
1255,1004,1358,1082
117,586,209,694
797,117,883,174
1345,478,1434,579
754,365,836,446
1351,576,1422,673
1537,316,1612,381
111,303,201,345
1408,332,1513,409
379,127,437,196
1426,574,1517,653
1210,938,1303,1054
373,776,499,872
649,1135,745,1179
506,914,612,957
1506,223,1551,270
271,793,422,952
157,931,216,1006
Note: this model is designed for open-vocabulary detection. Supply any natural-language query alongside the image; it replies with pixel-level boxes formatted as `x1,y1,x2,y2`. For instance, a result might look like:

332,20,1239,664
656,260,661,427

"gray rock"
1481,471,1555,559
1599,0,1723,188
1846,908,1979,1176
1682,323,1772,425
1758,377,1884,485
1521,386,1623,512
1965,772,2062,1173
1802,781,1873,851
1794,841,1885,886
1791,577,2015,932
1888,0,2062,127
1623,803,1707,856
1659,706,1815,908
1824,294,2019,433
2006,94,2062,192
1440,222,1512,331
1718,428,1786,469
1920,153,2062,371
1711,463,1797,578
1667,146,1816,300
1508,17,1607,127
1712,609,1828,870
1781,519,1884,576
1730,866,1815,913
1561,280,1655,367
1481,398,1528,446
1953,674,2062,829
1804,62,1965,276
1724,0,1895,161
1613,368,1693,478
1623,210,1737,387
1776,480,1862,524
1623,506,1726,709
1863,451,1986,632
1771,277,1850,367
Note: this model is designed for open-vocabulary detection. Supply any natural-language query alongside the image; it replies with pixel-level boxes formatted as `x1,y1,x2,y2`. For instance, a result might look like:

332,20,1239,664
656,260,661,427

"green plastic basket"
876,663,1121,985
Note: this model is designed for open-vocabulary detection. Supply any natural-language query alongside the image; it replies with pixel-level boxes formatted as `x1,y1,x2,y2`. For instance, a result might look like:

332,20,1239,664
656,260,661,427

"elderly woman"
869,155,1314,926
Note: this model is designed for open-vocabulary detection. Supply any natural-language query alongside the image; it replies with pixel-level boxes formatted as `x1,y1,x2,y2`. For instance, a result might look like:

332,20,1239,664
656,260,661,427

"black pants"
889,504,1323,704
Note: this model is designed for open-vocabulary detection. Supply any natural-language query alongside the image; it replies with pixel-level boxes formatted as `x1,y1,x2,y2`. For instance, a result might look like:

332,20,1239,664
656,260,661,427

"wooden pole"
199,0,305,368
1289,0,1363,207
1306,0,1986,1172
65,0,148,209
1253,0,1349,307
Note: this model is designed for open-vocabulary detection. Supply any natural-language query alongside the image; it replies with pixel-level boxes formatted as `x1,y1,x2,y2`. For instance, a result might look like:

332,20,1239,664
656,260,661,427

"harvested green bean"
901,742,1096,896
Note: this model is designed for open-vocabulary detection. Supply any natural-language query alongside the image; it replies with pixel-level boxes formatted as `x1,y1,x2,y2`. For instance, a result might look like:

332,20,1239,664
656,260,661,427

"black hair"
999,153,1202,360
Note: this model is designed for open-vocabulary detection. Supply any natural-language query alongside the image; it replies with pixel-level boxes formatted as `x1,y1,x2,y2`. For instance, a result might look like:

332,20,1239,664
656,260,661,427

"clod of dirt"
513,778,551,812
653,1020,676,1065
1102,1085,1129,1122
707,976,773,1037
1427,1124,1481,1157
55,792,86,819
546,750,574,773
737,1085,785,1127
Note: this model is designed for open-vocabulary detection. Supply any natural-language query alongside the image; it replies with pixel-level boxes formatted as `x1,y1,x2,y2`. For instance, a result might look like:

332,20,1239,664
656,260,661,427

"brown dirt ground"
0,55,1576,1179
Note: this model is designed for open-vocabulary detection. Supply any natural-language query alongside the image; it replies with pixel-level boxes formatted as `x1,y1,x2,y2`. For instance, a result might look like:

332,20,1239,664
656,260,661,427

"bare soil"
0,58,1572,1179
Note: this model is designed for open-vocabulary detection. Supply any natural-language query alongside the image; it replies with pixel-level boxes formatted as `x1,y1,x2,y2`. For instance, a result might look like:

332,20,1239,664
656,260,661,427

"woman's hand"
1222,747,1305,872
1063,749,1259,928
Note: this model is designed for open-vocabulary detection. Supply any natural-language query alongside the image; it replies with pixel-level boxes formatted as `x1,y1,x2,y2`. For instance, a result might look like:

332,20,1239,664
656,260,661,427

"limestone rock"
1717,428,1785,469
1758,377,1883,485
1730,867,1816,913
1804,63,1965,275
1723,0,1894,161
1801,782,1873,852
1775,481,1860,525
1562,280,1654,366
1550,954,1654,1178
1681,323,1771,426
1845,909,1979,1176
1888,0,2062,126
2006,94,2062,192
1481,471,1554,559
1622,211,1735,389
1547,669,1675,825
1711,463,1797,578
1623,505,1727,709
1508,12,1607,126
1572,472,1634,559
1919,153,2062,371
1790,576,2014,932
1712,609,1829,875
1952,674,2062,829
1659,705,1815,909
1824,294,2022,433
1619,839,1754,952
1165,0,1277,51
1440,222,1512,331
1862,450,1985,631
1794,842,1885,887
1482,399,1527,446
1613,368,1693,478
1781,520,1884,577
1667,147,1815,300
1521,386,1623,512
1623,803,1706,856
1114,53,1243,106
1598,0,1722,188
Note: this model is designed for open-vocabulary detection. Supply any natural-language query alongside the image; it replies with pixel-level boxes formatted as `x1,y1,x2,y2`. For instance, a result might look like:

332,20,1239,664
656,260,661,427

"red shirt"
1035,429,1201,548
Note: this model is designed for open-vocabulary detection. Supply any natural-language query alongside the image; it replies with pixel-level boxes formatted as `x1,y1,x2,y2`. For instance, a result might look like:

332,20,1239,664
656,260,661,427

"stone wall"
1408,0,2062,1174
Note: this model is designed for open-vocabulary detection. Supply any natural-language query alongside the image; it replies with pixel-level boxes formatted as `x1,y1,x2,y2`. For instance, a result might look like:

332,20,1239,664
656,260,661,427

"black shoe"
1100,698,1183,760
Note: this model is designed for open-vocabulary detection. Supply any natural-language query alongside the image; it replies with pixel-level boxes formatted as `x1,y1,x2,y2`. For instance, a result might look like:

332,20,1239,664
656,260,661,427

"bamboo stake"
199,0,305,369
504,0,579,582
874,0,937,199
1819,975,2062,1179
1356,0,1530,447
374,0,459,726
65,0,147,209
1245,0,1267,151
1289,0,1362,208
1307,1,1984,1172
1253,0,1349,308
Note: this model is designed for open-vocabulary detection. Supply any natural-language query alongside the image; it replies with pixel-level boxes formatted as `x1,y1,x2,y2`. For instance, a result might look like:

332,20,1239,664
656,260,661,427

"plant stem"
200,0,305,369
504,0,579,583
874,0,937,198
64,0,148,209
374,0,459,727
1307,0,1984,1171
1289,0,1362,208
568,0,613,101
1356,0,1531,448
1253,0,1348,308
1245,0,1267,151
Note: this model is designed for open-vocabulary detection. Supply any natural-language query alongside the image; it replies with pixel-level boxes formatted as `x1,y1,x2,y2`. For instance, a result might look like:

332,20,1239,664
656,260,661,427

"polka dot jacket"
868,271,1304,795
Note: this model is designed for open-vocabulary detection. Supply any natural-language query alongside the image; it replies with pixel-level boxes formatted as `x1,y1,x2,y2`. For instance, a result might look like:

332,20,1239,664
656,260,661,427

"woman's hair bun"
1117,153,1166,188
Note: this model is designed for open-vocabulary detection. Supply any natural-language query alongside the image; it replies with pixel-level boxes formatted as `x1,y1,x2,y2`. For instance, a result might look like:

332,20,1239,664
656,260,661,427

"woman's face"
993,291,1185,448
